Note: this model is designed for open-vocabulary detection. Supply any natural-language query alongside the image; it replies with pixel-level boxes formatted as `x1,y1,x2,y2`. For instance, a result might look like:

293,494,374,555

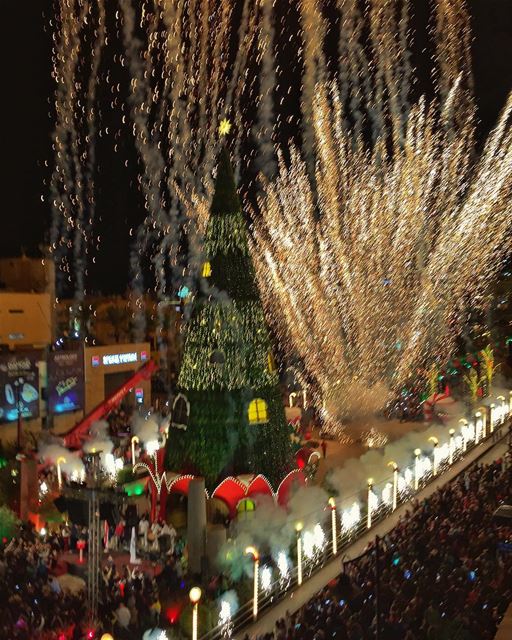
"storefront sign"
0,352,40,423
102,352,138,366
48,350,84,414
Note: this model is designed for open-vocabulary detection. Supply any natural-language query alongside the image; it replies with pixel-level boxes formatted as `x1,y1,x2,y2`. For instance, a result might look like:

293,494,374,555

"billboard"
48,350,84,414
0,352,40,423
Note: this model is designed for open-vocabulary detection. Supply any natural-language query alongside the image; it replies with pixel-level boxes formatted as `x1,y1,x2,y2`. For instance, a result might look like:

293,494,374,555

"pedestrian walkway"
235,427,510,639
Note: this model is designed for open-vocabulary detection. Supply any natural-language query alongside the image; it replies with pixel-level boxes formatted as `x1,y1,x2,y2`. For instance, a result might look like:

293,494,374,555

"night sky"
4,0,512,294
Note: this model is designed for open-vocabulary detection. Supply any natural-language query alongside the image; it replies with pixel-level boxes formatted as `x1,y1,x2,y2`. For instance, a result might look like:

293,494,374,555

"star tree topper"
219,118,232,136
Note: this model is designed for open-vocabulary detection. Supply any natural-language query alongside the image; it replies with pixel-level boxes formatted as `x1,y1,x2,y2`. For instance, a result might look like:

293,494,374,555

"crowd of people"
0,523,87,639
0,515,190,639
246,457,512,640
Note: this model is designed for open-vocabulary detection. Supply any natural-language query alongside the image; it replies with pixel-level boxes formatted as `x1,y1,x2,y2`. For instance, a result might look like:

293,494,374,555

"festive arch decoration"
171,393,190,430
211,477,247,517
248,398,269,424
276,469,306,506
136,447,306,519
246,474,274,499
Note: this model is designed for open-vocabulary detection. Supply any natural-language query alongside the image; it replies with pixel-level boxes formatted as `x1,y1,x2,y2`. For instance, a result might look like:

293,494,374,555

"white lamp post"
57,456,66,489
429,437,439,476
498,396,506,424
328,497,337,554
474,411,482,444
414,449,421,490
388,462,398,511
245,546,260,620
189,586,202,640
295,522,303,585
459,419,468,451
131,435,139,464
449,429,455,465
367,479,373,529
479,408,487,439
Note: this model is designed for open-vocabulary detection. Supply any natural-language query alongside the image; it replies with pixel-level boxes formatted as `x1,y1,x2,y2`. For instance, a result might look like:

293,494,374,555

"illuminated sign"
141,350,148,362
48,351,84,414
91,355,100,367
135,387,144,404
102,352,138,366
0,352,40,423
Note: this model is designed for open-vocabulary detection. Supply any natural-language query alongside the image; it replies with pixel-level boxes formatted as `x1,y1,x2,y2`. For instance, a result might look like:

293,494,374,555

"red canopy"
61,359,158,449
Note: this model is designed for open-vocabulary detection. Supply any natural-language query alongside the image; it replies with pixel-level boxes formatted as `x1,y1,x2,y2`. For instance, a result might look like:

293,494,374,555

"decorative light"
388,462,399,511
295,522,303,586
328,497,337,554
131,435,139,464
367,479,373,529
56,456,66,489
414,450,421,490
429,437,439,475
189,586,202,640
245,546,260,619
449,430,455,464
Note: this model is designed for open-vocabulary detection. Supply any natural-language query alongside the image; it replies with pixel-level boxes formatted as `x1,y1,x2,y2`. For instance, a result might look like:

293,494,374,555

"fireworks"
260,565,272,593
362,428,389,449
341,502,361,531
252,2,512,435
277,551,289,583
49,0,511,427
218,599,233,638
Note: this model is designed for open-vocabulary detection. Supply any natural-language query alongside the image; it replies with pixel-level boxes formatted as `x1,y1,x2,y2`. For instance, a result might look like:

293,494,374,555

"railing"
198,408,511,640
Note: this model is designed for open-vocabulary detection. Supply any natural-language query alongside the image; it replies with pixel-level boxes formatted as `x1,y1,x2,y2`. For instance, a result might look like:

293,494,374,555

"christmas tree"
166,138,292,487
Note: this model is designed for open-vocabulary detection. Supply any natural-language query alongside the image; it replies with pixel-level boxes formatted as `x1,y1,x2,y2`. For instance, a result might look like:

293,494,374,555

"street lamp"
459,419,468,451
387,462,398,511
490,404,496,433
474,411,482,444
449,429,455,465
189,586,202,640
295,522,303,585
57,456,66,489
429,437,439,476
131,435,139,464
414,449,421,491
328,497,337,554
367,479,373,529
245,546,260,619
